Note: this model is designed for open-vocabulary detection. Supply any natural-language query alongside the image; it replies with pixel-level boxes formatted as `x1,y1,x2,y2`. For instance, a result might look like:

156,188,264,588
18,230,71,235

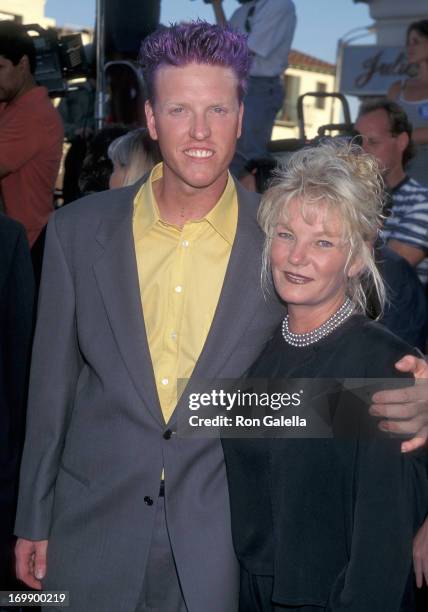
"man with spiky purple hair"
13,20,428,612
13,21,284,612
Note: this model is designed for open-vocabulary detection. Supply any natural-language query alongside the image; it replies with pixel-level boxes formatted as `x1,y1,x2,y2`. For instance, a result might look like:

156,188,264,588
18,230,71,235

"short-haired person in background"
108,128,161,189
355,100,428,287
0,21,63,284
354,101,428,350
222,140,428,611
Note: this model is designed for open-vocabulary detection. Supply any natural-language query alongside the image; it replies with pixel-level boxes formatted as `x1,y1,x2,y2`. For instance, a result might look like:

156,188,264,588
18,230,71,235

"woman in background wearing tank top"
388,20,428,187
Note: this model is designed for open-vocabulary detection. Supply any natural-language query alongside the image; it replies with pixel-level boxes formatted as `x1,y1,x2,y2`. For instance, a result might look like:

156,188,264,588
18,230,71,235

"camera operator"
0,21,63,280
211,0,296,187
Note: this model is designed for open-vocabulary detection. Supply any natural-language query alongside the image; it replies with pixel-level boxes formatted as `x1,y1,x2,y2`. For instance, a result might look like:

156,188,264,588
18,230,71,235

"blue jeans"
231,76,284,178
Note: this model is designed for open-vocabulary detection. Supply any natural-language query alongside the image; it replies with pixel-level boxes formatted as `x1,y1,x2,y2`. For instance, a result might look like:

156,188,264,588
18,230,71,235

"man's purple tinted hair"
139,21,251,103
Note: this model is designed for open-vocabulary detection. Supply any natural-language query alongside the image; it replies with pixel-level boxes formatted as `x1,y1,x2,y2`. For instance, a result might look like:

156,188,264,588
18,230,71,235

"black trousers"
239,567,418,612
239,569,275,612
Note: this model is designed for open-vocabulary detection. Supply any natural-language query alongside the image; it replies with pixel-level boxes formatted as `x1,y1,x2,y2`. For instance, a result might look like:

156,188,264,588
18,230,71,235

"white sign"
340,45,413,96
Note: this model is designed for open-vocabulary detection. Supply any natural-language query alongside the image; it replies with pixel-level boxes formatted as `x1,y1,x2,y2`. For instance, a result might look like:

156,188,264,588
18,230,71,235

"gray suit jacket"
15,179,284,612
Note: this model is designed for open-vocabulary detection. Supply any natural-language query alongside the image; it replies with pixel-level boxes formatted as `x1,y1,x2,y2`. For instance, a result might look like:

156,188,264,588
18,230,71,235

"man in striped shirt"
356,99,428,285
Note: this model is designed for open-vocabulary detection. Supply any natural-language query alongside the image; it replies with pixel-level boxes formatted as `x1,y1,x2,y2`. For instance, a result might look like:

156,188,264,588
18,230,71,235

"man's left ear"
397,131,409,156
145,100,158,141
18,55,30,74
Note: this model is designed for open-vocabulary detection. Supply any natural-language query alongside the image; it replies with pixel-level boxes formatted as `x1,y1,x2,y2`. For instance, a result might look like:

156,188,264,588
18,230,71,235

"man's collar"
204,174,236,245
134,162,237,245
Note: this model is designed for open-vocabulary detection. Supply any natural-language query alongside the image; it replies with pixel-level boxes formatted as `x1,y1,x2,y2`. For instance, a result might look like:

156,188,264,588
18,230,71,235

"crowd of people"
0,5,428,612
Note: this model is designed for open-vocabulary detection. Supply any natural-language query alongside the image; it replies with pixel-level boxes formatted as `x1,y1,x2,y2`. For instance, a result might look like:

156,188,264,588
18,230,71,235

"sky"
44,0,374,64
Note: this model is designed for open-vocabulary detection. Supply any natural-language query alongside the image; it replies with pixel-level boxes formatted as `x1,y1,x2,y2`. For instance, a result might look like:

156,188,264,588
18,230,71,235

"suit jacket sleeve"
15,213,83,540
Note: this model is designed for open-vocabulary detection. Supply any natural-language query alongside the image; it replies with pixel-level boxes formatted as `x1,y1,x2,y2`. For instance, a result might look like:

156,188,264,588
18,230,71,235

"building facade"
273,50,341,141
0,0,55,28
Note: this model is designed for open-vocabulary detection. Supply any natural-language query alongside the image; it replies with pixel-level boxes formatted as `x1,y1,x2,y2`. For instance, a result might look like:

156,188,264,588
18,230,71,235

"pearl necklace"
282,298,354,347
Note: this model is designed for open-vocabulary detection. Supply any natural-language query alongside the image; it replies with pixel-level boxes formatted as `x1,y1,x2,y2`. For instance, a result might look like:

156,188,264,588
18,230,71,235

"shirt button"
182,240,189,248
171,331,177,340
144,496,154,506
163,429,173,440
161,378,169,386
174,285,183,293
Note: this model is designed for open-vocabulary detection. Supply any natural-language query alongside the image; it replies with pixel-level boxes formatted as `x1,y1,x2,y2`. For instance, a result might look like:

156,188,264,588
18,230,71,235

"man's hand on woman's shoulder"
370,355,428,452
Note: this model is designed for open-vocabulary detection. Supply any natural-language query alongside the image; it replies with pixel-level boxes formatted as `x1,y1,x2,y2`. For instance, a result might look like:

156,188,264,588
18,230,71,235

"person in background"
108,127,161,189
211,0,296,188
355,100,428,287
388,20,428,187
0,21,63,281
0,215,34,592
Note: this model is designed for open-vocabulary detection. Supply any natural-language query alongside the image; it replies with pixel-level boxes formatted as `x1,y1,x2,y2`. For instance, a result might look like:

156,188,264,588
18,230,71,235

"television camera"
25,24,89,97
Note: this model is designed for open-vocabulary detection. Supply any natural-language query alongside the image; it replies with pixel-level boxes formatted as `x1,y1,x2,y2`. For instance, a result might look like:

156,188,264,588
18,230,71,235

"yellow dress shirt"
133,163,238,424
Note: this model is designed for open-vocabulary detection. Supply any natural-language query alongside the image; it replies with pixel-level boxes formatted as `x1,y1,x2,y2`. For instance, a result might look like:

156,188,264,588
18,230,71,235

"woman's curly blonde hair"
258,139,386,315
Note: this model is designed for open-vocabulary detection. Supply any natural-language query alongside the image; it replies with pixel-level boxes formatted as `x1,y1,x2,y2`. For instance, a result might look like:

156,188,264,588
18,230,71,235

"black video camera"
25,24,89,97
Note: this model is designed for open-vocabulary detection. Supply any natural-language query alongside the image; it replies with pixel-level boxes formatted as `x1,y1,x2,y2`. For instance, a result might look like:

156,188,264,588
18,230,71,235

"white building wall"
0,0,55,28
273,69,340,140
366,0,427,45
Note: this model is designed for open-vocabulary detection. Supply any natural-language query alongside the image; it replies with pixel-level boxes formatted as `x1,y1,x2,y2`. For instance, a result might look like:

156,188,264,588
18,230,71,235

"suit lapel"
93,198,164,426
194,189,263,378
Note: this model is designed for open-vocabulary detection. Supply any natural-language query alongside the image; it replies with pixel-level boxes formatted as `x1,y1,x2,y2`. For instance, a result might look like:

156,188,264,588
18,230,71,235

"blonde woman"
222,141,427,611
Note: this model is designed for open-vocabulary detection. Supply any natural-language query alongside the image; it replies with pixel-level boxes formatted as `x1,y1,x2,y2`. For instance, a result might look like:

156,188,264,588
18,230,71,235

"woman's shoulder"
357,317,413,348
247,315,418,379
393,77,428,102
343,316,418,378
